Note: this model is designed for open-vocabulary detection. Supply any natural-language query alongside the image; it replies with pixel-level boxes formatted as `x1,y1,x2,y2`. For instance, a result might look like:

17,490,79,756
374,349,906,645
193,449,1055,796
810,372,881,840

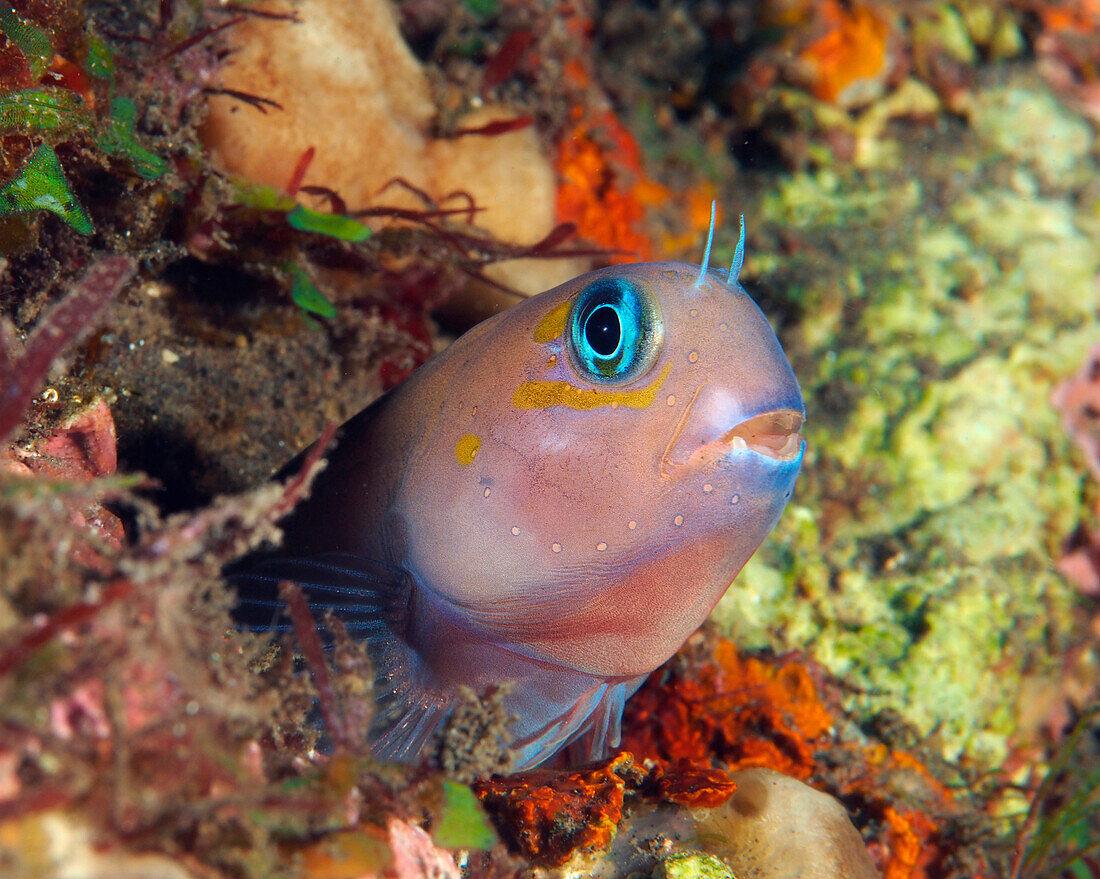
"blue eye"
567,278,663,382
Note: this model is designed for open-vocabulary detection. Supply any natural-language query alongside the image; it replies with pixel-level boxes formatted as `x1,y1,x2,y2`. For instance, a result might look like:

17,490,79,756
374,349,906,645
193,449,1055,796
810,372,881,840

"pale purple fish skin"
266,260,805,768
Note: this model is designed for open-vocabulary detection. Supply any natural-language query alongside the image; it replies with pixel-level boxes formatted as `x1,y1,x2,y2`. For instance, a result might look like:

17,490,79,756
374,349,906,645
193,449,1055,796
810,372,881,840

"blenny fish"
237,217,805,769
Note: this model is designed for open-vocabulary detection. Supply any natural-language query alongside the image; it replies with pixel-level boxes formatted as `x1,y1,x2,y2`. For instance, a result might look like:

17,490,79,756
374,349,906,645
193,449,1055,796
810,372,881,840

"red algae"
1053,342,1100,483
622,638,833,779
473,751,738,867
0,256,134,442
473,752,640,867
554,110,661,263
796,0,894,106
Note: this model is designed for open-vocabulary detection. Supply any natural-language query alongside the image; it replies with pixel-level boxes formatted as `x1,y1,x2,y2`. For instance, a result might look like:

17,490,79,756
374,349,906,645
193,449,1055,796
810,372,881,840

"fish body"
240,259,804,769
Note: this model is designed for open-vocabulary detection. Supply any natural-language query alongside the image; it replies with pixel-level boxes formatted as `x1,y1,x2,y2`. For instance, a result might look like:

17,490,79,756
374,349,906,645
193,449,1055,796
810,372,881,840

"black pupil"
585,305,621,357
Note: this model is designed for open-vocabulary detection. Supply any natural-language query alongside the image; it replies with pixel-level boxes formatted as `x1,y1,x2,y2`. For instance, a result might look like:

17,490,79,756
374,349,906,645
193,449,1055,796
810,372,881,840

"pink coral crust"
1053,343,1100,596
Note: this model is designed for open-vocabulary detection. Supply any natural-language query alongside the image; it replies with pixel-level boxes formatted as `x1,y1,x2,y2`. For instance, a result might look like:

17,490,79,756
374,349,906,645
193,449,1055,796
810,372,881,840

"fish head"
398,261,804,677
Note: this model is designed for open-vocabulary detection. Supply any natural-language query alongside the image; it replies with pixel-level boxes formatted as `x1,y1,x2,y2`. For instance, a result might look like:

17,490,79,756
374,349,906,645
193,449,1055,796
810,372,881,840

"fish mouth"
660,385,806,476
722,409,804,461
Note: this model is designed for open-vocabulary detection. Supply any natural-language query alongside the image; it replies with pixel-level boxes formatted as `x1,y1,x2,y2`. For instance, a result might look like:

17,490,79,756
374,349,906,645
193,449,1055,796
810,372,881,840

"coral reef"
622,637,992,879
458,635,993,876
1,0,1099,876
474,752,643,867
474,756,881,877
709,63,1100,766
622,639,832,780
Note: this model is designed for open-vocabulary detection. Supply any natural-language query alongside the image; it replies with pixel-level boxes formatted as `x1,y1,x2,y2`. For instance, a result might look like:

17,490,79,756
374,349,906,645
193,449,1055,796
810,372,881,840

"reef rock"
202,0,572,294
693,769,880,879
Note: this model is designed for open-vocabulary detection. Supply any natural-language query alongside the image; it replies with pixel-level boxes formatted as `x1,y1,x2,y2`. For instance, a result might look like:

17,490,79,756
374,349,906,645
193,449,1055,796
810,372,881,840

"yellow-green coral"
655,852,736,879
715,76,1099,765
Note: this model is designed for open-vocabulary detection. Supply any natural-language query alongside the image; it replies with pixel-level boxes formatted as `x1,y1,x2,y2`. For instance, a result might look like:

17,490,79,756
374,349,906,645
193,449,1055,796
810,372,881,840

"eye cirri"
567,278,663,383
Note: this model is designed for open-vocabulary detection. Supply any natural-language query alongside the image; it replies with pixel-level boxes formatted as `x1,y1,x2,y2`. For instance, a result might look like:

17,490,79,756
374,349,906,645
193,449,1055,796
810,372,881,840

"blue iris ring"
567,278,663,383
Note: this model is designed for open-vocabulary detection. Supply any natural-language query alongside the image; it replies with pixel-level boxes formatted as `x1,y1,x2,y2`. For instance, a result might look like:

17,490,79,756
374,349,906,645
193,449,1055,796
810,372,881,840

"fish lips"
662,387,805,475
722,409,805,463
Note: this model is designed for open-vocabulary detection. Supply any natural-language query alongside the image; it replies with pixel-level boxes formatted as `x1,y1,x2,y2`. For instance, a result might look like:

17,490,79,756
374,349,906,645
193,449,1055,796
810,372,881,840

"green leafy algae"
0,89,91,136
0,144,93,234
465,0,501,17
84,31,115,81
289,265,336,319
286,204,370,242
96,97,168,180
232,180,298,212
1016,704,1100,876
0,7,52,78
433,780,496,849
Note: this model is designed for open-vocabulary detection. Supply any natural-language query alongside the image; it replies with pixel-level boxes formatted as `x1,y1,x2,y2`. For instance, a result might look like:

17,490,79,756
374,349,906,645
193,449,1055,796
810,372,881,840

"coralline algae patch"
473,639,985,878
620,639,988,878
712,70,1100,766
621,640,832,781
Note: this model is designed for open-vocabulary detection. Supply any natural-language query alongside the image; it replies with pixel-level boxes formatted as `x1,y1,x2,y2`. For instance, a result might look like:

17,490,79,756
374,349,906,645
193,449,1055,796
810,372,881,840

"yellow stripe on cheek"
455,433,481,465
512,363,671,411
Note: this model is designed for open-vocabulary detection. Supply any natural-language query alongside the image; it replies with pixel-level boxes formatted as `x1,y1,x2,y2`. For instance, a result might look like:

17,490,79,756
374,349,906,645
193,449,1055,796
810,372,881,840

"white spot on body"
666,394,676,406
688,351,699,363
511,526,520,536
552,542,562,553
628,520,637,530
596,542,607,551
731,494,740,505
703,483,713,493
483,487,491,497
674,515,684,526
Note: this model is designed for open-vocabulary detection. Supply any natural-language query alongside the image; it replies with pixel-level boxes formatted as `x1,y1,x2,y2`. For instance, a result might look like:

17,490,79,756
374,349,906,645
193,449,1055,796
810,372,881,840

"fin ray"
230,551,452,760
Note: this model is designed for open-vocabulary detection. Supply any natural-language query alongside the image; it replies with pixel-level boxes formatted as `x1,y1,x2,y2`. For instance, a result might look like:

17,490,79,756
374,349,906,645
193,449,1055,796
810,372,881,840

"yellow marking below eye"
455,433,481,465
512,363,671,411
533,301,572,343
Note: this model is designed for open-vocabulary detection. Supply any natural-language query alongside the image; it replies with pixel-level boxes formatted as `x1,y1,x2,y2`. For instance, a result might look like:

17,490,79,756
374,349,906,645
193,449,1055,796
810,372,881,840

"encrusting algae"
466,635,990,876
622,639,833,779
